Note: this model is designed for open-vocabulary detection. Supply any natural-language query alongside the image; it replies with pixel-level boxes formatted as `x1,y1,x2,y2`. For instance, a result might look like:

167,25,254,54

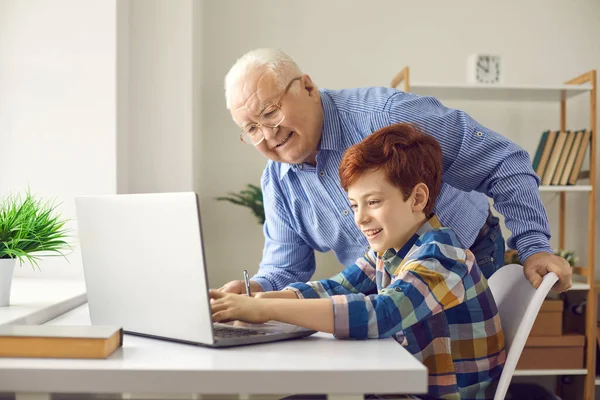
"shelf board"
409,83,592,102
514,369,587,376
570,281,591,291
539,185,593,192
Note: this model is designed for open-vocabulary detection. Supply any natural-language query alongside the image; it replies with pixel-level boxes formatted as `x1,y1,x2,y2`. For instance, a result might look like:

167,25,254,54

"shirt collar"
318,90,345,152
379,214,442,266
279,89,345,180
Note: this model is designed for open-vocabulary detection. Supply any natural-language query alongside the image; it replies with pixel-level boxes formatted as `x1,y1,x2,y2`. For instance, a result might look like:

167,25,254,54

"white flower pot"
0,258,16,307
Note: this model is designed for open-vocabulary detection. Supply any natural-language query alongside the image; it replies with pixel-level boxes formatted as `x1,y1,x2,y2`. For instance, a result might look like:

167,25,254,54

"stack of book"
532,130,591,186
0,325,122,359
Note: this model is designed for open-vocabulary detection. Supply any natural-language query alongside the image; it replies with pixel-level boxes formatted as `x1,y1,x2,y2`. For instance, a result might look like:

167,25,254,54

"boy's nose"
356,210,370,225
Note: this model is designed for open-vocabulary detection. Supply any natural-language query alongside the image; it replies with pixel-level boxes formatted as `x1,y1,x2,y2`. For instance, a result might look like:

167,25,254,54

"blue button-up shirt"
253,87,552,292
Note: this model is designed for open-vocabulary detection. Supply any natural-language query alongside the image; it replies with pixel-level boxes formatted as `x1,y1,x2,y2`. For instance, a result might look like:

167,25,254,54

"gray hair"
224,48,302,110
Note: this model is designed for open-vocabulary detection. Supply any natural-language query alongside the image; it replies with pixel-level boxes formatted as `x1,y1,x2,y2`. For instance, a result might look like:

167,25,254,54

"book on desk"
0,325,123,359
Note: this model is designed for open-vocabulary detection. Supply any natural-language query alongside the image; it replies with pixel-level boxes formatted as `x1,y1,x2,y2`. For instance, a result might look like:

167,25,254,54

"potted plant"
216,184,265,225
0,190,72,306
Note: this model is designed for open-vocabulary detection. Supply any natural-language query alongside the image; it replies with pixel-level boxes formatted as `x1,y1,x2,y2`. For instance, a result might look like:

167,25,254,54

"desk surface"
0,277,86,325
0,303,428,396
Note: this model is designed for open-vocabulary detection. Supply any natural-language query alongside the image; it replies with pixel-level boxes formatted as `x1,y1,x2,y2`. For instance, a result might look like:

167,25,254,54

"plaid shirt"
287,215,506,400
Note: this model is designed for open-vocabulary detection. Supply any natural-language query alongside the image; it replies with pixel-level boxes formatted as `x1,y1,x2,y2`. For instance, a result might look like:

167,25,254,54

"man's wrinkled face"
229,69,322,165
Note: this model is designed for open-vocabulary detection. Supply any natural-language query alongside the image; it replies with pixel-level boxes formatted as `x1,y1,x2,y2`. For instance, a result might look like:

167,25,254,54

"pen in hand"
243,269,252,297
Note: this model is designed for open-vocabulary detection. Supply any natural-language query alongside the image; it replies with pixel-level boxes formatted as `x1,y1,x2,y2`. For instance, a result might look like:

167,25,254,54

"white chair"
487,263,559,400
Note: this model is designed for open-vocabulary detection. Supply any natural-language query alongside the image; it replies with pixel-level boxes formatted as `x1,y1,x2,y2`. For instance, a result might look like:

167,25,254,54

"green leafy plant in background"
216,184,265,225
554,248,578,267
0,190,72,269
504,248,578,267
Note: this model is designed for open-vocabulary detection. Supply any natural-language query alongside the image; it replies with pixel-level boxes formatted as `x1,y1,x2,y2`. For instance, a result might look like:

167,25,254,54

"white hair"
224,48,303,110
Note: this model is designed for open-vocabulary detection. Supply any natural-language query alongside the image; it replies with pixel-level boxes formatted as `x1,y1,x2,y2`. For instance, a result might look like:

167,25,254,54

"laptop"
74,192,316,347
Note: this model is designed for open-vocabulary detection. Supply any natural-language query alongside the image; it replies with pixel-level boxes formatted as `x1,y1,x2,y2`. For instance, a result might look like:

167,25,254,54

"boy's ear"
411,183,429,213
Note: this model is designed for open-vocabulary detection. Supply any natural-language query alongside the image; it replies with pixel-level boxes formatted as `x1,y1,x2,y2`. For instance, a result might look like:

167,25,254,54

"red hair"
339,123,442,216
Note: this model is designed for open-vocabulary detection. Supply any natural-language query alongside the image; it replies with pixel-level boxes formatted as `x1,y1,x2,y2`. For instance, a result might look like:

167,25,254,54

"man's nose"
262,125,279,141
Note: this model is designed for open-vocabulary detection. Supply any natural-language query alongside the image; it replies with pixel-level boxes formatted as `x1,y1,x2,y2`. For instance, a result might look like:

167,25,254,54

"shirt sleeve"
331,232,473,339
386,92,553,260
285,251,378,299
252,167,316,292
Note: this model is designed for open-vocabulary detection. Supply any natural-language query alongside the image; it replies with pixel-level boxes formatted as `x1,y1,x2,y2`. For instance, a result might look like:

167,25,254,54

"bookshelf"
391,66,597,399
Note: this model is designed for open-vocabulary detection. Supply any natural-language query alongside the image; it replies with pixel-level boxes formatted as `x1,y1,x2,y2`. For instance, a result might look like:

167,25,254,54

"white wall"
199,0,600,287
0,0,118,279
118,0,196,194
2,0,598,287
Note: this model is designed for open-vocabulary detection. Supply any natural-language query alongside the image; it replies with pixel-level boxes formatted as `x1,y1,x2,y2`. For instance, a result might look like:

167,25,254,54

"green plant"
554,248,578,267
216,184,265,224
0,190,72,269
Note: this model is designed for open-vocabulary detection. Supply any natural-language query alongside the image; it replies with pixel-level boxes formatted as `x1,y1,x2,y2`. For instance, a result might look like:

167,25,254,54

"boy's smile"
348,168,427,253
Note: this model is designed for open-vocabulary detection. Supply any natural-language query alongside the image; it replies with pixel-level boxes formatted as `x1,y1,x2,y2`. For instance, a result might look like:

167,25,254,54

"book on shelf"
532,129,591,185
551,131,576,185
541,130,568,185
0,325,123,359
534,130,557,178
567,130,591,185
559,131,584,185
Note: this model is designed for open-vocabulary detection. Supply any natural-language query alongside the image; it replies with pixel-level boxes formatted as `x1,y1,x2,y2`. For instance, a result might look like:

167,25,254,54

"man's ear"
411,183,429,213
302,74,318,99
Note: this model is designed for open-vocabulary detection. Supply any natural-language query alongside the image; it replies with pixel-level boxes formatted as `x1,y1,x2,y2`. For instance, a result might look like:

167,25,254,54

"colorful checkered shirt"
286,215,506,400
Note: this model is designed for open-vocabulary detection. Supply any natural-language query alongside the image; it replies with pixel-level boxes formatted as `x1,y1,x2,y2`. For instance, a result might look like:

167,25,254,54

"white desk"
0,277,86,325
0,303,428,400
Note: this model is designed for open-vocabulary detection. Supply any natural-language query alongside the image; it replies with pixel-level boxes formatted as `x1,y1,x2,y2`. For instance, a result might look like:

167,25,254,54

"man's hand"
255,290,299,300
209,290,270,324
218,279,263,294
523,252,572,292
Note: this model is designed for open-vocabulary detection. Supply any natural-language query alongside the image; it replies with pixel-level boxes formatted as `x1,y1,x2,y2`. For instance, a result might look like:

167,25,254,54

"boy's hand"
209,290,271,324
255,290,299,299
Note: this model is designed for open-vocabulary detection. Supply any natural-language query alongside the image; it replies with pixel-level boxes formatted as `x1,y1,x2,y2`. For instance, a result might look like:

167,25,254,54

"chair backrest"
487,264,558,400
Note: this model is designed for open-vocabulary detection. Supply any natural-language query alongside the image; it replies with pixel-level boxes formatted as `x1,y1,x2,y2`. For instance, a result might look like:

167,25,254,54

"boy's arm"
265,298,335,333
285,252,378,299
210,290,335,332
216,243,472,335
212,232,475,337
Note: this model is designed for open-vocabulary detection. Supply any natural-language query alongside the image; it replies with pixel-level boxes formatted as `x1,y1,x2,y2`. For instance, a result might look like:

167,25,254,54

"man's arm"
250,169,316,292
221,168,316,293
387,93,571,290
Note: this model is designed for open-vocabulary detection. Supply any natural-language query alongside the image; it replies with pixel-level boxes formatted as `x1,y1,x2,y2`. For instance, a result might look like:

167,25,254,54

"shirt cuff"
251,276,274,293
285,282,320,299
514,233,554,262
331,294,351,339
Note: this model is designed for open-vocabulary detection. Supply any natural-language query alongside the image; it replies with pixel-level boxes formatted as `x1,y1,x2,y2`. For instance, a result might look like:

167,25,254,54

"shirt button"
343,210,349,215
476,131,484,137
319,171,325,177
490,257,495,263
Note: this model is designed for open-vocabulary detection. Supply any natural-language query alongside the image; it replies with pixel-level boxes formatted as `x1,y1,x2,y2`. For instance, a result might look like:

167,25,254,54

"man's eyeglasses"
240,76,302,146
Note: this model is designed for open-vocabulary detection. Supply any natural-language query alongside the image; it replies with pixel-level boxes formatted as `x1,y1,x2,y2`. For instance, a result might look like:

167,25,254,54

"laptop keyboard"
213,325,269,338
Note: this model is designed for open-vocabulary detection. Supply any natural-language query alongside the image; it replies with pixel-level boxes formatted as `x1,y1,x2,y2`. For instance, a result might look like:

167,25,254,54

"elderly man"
220,48,571,294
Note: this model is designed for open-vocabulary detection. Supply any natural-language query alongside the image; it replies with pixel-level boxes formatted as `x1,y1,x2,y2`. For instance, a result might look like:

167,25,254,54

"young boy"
210,123,505,400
